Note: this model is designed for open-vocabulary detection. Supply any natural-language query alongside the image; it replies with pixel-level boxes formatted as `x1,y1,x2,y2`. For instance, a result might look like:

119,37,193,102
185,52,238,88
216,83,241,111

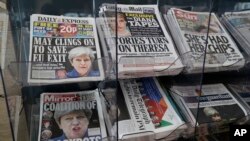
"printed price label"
59,24,77,37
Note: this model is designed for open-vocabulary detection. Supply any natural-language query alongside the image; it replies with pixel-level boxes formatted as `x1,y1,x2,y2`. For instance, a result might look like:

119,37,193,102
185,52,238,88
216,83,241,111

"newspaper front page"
171,84,247,126
119,78,185,139
100,4,183,78
166,8,245,73
28,14,104,84
38,89,106,141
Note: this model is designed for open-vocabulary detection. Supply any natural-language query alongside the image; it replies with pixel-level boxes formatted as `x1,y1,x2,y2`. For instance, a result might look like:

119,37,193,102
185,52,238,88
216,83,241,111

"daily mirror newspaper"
28,14,104,84
100,4,183,78
38,89,106,141
165,8,245,73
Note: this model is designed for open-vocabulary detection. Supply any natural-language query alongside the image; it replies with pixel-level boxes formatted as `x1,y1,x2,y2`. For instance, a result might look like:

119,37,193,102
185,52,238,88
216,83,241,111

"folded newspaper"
38,89,107,141
164,8,245,73
98,4,183,78
28,14,104,84
221,10,250,56
170,83,248,127
110,78,186,140
228,83,250,113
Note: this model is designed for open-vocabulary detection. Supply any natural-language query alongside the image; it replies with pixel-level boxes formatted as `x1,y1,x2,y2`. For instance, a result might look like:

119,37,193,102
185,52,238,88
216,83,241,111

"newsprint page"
100,4,183,78
28,14,104,84
166,8,245,73
38,90,106,141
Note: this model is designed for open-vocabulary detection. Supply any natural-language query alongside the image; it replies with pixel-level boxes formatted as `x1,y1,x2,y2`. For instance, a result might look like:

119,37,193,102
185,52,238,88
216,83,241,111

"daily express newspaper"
222,10,250,55
0,12,8,69
38,89,106,141
171,84,247,126
119,78,185,139
28,14,104,84
100,4,183,78
167,8,245,72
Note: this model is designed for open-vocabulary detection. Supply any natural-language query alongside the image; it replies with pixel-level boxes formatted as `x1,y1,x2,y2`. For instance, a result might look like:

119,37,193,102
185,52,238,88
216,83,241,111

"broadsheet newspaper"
28,14,104,84
222,10,250,55
170,84,247,126
166,8,245,73
99,4,183,78
0,12,8,69
119,78,185,139
38,89,106,141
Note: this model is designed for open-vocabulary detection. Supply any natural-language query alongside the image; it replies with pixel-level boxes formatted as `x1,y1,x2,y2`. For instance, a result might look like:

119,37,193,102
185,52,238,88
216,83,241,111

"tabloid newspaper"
119,78,185,140
99,4,183,78
38,89,107,141
222,10,250,55
0,12,8,69
165,8,245,73
170,84,248,126
28,14,104,84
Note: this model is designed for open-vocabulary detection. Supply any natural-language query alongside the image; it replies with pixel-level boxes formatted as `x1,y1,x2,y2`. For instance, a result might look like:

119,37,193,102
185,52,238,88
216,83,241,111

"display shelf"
1,0,250,141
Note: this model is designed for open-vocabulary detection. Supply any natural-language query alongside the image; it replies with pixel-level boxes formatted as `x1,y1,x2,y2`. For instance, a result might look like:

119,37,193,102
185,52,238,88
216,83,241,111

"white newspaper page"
102,4,183,77
169,8,245,71
172,84,247,125
223,11,250,54
119,79,155,139
28,14,104,84
38,89,106,141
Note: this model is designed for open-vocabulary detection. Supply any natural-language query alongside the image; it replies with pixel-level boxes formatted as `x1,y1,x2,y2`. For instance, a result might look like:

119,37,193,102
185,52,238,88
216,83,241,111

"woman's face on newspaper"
109,15,127,33
71,54,92,76
59,112,89,139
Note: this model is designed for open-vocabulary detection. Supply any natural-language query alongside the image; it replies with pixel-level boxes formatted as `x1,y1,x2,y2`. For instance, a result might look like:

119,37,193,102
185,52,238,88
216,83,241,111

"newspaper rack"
2,0,250,141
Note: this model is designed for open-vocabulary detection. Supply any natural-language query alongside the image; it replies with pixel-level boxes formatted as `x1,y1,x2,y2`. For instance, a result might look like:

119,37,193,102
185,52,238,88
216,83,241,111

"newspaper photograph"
166,8,245,73
28,14,104,84
38,89,106,141
100,4,183,78
171,84,247,125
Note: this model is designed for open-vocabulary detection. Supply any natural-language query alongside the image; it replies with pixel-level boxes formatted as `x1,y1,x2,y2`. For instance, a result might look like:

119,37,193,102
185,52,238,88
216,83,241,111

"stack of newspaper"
98,4,184,78
228,83,250,113
38,89,107,141
164,8,245,73
169,83,248,128
28,14,104,84
221,10,250,56
102,78,186,140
